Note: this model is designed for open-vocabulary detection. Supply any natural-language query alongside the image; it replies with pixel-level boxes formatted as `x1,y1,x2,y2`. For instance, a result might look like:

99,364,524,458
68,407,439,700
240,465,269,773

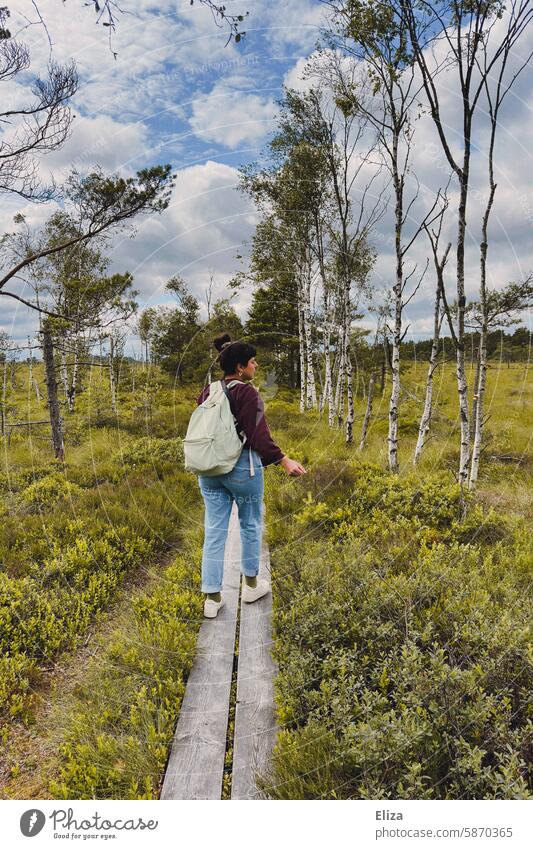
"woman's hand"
280,456,307,476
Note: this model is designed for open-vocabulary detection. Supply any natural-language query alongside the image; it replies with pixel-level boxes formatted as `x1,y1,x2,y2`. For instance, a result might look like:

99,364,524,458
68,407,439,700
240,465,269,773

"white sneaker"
242,577,271,604
204,595,225,618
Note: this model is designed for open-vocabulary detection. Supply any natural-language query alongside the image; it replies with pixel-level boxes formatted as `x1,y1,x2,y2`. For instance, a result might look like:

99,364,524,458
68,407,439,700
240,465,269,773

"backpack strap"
220,379,246,445
220,379,255,477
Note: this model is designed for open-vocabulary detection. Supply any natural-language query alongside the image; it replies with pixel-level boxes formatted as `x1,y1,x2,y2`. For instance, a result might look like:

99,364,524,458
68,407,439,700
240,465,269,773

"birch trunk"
469,324,487,489
297,294,306,414
456,179,471,487
303,274,317,409
345,340,354,444
1,359,7,436
108,336,117,413
469,180,497,489
471,343,481,432
325,333,335,427
42,322,64,461
28,336,33,391
335,355,345,427
387,296,402,472
388,158,403,473
359,372,375,452
318,350,331,413
413,283,442,465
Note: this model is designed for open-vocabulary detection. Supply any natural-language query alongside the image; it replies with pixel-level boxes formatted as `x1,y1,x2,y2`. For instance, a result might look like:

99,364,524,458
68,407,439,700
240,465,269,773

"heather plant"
259,449,532,800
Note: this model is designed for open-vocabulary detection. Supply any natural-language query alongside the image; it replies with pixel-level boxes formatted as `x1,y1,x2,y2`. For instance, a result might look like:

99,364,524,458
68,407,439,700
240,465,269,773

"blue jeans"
198,448,264,593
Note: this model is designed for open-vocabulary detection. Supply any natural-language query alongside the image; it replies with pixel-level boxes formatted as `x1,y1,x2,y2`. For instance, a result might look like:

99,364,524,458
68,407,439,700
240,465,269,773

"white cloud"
189,83,278,148
37,114,152,182
258,0,326,49
103,160,256,308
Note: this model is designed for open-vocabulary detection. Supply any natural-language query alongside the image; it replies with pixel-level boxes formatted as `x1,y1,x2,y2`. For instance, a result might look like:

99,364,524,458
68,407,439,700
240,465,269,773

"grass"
257,361,532,799
0,355,530,798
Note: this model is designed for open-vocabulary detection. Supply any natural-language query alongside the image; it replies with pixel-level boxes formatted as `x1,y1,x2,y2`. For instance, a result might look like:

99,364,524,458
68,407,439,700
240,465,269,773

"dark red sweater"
196,380,284,467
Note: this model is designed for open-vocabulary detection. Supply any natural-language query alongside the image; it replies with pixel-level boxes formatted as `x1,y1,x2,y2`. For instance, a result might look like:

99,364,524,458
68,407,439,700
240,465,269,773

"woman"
196,333,306,619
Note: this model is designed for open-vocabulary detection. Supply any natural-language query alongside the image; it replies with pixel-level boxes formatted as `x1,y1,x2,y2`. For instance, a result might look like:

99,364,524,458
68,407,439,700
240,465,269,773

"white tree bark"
359,372,375,452
108,335,117,413
1,358,7,437
469,181,496,489
388,282,402,472
345,343,354,444
297,290,306,414
28,336,33,392
413,283,443,465
303,271,317,409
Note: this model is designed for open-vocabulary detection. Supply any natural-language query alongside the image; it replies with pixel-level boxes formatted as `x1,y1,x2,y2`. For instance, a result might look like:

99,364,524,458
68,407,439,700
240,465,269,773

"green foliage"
0,526,151,721
20,472,84,509
48,554,203,799
260,447,533,799
112,436,184,469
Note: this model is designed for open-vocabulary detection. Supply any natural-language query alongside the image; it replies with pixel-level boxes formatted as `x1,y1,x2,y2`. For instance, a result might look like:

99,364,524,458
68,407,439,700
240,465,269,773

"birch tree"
467,275,533,486
240,143,324,412
274,84,382,442
324,5,448,469
398,0,532,486
413,210,451,465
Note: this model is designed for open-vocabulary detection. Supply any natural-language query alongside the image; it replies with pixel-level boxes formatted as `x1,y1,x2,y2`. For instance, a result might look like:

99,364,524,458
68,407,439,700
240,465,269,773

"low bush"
48,553,203,799
112,436,184,470
261,460,532,799
0,526,151,722
20,472,84,510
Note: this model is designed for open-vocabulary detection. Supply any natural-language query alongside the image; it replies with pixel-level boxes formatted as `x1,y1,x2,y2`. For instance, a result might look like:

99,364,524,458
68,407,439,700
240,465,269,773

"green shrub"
48,554,203,799
261,463,532,800
112,436,184,470
0,527,152,720
20,472,84,509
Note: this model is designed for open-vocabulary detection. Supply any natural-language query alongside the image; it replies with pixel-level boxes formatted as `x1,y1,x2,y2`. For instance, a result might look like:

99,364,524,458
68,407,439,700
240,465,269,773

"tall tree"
467,275,533,486
324,5,447,469
151,278,201,381
1,163,174,319
27,211,138,413
398,0,532,487
0,6,77,203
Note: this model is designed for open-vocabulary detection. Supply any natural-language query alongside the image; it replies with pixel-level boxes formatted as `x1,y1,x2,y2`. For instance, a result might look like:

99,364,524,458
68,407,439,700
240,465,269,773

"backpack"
183,379,255,477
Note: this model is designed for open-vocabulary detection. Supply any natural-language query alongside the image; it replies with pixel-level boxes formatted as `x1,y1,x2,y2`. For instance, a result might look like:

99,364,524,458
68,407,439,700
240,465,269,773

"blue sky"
1,0,532,353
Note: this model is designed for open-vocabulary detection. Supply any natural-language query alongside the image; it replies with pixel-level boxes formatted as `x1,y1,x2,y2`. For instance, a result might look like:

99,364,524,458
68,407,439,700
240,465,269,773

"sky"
0,0,532,355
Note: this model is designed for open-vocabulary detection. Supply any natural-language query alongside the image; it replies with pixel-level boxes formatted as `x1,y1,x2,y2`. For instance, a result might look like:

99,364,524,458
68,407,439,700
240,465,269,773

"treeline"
400,327,531,363
2,0,532,496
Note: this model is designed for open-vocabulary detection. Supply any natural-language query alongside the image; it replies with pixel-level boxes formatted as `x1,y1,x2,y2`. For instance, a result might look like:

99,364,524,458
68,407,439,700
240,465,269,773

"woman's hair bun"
213,333,232,353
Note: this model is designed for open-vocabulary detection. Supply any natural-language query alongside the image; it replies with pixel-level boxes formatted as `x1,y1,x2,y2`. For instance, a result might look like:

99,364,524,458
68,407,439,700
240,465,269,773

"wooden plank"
160,501,241,799
231,504,278,799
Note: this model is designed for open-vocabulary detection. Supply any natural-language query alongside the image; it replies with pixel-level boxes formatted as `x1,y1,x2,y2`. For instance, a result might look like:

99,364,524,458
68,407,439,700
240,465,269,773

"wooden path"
160,502,278,800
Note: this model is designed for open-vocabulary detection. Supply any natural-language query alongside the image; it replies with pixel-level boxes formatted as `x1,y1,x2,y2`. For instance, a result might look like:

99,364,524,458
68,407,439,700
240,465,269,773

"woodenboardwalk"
160,502,278,800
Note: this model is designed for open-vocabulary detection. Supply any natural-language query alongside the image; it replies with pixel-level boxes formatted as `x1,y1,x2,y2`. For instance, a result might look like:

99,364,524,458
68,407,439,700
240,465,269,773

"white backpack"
183,379,255,477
